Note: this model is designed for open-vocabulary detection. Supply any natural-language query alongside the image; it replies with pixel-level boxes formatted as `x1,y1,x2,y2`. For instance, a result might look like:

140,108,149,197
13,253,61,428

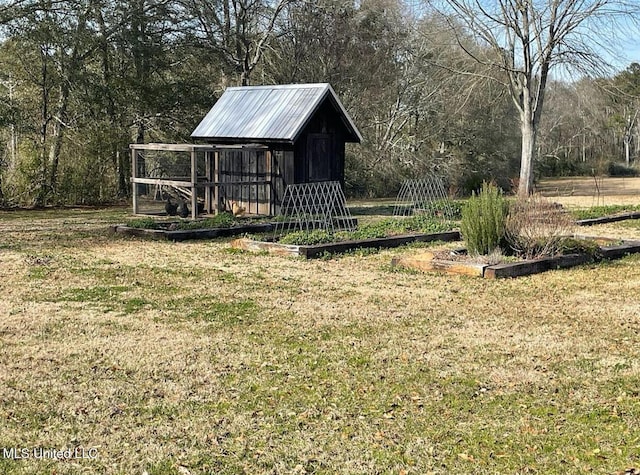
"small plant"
175,212,236,230
556,237,602,259
126,217,159,229
506,194,575,259
278,230,334,245
125,212,239,231
345,216,454,241
274,217,457,245
608,161,638,177
460,182,508,256
403,215,457,234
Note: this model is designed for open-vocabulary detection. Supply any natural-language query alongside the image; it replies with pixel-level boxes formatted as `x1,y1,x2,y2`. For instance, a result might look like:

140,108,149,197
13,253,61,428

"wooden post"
265,150,272,215
214,150,220,214
205,150,212,214
190,148,198,219
131,147,138,215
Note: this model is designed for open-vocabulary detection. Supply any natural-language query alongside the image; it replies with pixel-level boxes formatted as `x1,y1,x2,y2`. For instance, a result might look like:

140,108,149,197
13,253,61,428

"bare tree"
432,0,639,195
182,0,293,86
611,63,640,166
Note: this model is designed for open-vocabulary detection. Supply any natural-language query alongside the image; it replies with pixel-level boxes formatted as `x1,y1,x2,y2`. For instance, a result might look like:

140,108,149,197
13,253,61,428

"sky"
608,38,640,73
623,43,640,67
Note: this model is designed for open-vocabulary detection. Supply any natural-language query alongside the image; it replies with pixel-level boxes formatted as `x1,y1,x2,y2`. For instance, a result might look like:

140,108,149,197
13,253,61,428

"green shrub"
608,162,638,177
460,182,508,256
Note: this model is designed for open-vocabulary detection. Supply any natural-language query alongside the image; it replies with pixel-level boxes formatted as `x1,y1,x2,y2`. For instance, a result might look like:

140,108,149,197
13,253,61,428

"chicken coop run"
130,143,276,219
130,83,362,219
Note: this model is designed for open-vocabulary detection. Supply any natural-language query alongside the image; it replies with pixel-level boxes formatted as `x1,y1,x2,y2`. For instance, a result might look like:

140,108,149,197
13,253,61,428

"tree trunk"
35,45,51,207
117,150,129,198
48,79,70,198
518,116,535,197
240,68,249,86
625,137,631,166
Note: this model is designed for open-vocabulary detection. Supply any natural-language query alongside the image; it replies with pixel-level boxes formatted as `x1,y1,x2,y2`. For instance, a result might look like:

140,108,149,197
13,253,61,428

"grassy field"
1,184,640,474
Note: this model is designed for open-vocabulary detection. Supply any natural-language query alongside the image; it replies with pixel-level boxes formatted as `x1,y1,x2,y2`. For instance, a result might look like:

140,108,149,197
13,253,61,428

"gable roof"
190,83,362,144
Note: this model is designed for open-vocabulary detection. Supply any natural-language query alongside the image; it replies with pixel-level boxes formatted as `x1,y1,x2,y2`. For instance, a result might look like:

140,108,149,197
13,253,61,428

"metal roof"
191,83,362,143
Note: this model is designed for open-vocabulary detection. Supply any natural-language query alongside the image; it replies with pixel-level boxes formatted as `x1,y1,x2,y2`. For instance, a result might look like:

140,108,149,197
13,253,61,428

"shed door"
307,134,331,182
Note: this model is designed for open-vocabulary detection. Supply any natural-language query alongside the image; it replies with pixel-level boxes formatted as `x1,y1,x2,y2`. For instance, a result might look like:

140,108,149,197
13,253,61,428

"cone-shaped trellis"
274,181,356,238
393,177,455,219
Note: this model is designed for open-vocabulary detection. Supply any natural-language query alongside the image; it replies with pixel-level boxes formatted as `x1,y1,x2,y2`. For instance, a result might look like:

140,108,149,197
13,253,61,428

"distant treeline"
0,0,638,205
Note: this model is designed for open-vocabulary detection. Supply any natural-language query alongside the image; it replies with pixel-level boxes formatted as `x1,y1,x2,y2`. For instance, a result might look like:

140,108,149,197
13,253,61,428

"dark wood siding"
271,147,294,212
218,149,272,214
203,94,352,214
293,97,346,185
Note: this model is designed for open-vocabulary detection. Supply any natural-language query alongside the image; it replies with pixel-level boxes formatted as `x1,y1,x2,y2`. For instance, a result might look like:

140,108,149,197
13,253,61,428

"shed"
191,83,362,215
129,83,361,219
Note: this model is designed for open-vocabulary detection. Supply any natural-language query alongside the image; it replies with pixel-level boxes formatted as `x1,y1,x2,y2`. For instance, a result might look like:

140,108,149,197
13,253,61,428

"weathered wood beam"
129,143,269,152
391,253,487,277
131,148,139,215
132,177,192,188
191,149,198,219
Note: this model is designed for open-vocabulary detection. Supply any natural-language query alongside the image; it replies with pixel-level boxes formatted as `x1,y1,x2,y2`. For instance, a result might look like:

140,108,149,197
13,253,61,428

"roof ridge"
224,83,329,91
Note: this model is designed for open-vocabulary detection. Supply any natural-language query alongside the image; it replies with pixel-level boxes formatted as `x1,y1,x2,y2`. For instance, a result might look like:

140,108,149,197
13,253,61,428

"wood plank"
132,178,272,190
231,238,301,256
391,253,487,277
577,212,640,226
599,241,640,260
484,253,592,279
230,231,461,259
197,180,273,187
129,143,269,152
132,177,193,188
129,143,216,152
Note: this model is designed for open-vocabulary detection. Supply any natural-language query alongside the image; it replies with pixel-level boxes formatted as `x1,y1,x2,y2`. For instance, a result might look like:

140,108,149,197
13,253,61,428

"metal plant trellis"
393,176,456,218
274,181,356,238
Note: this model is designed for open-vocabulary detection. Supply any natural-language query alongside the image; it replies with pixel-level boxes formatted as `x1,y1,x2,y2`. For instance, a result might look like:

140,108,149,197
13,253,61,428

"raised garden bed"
113,221,275,241
391,238,640,279
112,213,362,241
231,231,461,258
576,211,640,226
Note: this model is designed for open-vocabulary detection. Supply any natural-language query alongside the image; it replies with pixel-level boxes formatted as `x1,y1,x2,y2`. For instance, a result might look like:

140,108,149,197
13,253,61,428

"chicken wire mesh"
133,149,203,216
274,181,356,238
393,177,456,219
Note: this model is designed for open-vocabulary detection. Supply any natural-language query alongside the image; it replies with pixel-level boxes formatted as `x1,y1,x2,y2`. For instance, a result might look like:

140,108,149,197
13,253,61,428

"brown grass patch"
0,206,639,474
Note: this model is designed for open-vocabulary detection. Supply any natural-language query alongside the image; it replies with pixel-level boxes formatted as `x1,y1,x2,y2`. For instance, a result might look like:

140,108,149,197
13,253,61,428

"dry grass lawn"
0,182,640,474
